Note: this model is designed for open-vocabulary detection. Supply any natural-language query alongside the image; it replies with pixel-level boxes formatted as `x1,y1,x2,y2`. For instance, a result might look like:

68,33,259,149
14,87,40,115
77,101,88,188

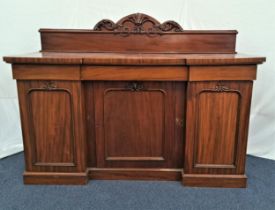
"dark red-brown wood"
184,81,253,175
91,81,185,168
4,53,265,66
40,30,237,53
16,80,87,184
2,13,266,187
39,13,237,54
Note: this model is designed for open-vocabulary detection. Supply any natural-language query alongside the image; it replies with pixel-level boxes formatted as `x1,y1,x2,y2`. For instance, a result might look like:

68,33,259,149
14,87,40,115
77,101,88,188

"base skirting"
182,173,247,188
88,168,182,181
23,169,247,188
23,171,88,185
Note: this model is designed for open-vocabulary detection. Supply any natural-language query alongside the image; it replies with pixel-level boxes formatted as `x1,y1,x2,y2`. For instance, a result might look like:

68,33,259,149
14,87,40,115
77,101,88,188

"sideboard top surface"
3,52,266,65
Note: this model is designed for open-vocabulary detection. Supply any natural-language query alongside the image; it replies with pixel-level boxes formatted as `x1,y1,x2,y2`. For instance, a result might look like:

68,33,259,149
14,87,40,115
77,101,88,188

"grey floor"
0,153,275,210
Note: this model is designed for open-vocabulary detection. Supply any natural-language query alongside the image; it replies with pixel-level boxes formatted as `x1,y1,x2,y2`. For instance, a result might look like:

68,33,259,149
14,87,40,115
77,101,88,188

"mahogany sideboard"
3,13,266,188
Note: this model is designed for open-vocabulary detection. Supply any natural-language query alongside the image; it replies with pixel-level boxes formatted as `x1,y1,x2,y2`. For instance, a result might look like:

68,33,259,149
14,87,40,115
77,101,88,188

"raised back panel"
40,13,237,53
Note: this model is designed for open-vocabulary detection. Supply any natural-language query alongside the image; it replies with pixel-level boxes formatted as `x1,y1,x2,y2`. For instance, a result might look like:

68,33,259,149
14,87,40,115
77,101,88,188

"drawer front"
81,66,188,81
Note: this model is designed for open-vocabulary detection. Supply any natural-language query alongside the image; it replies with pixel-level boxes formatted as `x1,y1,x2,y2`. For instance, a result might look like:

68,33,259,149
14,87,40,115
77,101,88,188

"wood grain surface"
2,13,266,187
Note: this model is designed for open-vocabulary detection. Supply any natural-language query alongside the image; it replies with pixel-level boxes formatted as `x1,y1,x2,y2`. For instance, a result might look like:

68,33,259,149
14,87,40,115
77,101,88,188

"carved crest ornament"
93,13,183,36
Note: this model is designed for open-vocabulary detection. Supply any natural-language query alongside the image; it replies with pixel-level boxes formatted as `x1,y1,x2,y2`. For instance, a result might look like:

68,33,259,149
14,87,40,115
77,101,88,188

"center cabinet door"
91,81,185,168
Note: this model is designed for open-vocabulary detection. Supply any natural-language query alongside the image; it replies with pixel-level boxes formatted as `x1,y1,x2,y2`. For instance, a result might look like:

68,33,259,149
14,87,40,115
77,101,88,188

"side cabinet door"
185,81,253,175
17,80,86,173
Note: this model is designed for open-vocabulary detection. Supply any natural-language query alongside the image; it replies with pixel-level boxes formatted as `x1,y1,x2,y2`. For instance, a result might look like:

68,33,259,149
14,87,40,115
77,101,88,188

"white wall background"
0,0,274,160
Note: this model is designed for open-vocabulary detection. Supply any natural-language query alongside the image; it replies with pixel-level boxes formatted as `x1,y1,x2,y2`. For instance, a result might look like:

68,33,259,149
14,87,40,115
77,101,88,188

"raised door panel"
17,80,86,172
104,88,165,161
92,81,185,168
195,91,240,167
28,89,75,166
185,81,253,174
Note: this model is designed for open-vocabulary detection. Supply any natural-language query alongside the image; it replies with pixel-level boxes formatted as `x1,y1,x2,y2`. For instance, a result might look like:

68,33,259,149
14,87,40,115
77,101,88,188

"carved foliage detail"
199,81,236,93
125,82,144,91
214,82,231,92
93,13,183,36
42,81,57,90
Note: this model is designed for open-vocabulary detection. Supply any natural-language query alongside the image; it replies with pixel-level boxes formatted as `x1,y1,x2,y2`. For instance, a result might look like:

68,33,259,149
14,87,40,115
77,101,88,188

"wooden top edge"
3,55,83,65
3,52,265,65
39,28,238,34
185,54,266,65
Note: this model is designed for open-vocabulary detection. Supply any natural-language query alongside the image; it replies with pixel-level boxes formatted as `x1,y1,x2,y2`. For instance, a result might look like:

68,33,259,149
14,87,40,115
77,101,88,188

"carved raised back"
40,13,237,53
93,13,183,34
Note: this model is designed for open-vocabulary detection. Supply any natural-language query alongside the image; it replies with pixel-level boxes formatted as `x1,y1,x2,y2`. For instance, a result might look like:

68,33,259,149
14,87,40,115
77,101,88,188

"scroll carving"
93,13,183,36
93,19,118,31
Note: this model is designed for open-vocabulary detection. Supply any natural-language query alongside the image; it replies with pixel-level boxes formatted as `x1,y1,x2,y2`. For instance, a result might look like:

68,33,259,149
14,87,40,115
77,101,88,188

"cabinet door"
185,81,253,174
92,81,185,168
17,80,86,173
